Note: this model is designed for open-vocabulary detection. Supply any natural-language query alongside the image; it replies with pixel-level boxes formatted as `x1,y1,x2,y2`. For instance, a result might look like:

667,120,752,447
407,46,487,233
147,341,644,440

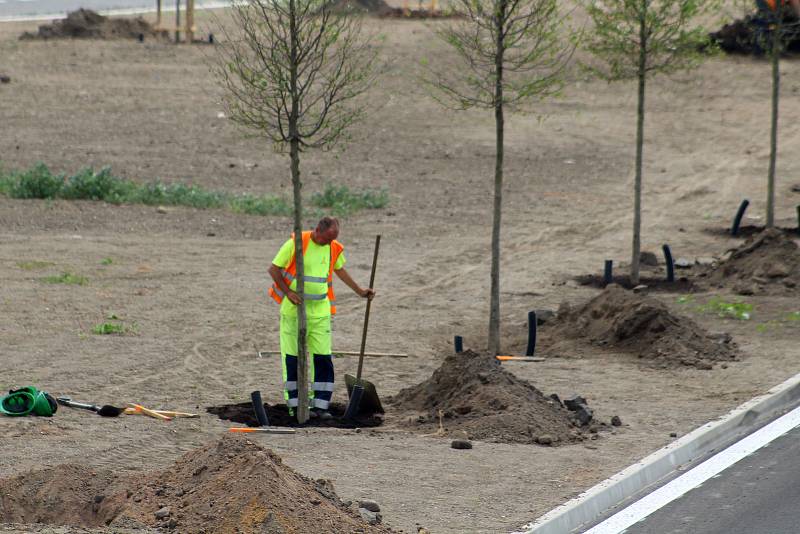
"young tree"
426,0,575,355
214,0,377,423
584,0,711,284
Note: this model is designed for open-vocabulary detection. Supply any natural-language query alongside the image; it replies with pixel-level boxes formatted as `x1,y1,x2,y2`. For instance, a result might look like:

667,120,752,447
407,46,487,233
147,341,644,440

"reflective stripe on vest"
269,231,343,315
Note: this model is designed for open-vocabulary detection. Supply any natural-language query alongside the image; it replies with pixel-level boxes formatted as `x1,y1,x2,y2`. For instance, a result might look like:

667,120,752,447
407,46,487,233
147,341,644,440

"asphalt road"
625,425,800,534
0,0,230,21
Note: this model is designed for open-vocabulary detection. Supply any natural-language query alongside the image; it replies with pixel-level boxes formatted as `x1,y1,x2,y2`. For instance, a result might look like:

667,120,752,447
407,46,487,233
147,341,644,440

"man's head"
312,216,339,245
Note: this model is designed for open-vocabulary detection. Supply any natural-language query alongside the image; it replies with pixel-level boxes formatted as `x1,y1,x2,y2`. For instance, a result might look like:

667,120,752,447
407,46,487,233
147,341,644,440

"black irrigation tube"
731,199,750,236
526,311,537,357
662,244,675,283
454,335,463,354
604,259,614,286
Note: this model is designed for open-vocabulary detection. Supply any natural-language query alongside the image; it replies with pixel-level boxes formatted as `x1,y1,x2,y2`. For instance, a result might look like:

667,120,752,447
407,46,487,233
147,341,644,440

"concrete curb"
514,370,800,534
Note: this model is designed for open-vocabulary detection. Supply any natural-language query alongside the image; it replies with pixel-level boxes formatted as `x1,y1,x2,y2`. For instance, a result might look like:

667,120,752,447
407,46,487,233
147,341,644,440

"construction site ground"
1,9,800,534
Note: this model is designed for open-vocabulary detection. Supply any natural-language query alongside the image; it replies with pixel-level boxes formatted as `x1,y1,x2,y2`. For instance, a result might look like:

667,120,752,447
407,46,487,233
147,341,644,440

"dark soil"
19,9,168,41
207,401,384,428
702,224,799,239
388,350,582,445
0,435,395,533
709,11,800,55
703,228,800,295
574,273,699,293
545,285,739,370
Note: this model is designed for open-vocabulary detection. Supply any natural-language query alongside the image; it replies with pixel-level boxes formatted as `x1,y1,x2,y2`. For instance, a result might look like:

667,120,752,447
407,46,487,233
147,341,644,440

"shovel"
344,235,383,419
56,396,124,417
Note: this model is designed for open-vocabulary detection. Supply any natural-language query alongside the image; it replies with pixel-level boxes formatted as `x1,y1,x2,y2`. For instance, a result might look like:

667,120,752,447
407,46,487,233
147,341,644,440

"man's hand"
286,290,303,305
359,287,376,300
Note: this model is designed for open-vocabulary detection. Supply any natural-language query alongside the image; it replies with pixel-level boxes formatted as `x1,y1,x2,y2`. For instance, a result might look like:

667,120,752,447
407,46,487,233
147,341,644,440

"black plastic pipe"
525,311,537,357
454,335,464,353
604,260,613,286
250,390,269,427
662,244,675,283
731,199,750,236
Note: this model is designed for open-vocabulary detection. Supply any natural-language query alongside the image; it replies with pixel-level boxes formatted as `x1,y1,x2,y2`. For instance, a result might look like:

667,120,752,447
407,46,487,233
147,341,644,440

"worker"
757,0,800,17
268,216,375,420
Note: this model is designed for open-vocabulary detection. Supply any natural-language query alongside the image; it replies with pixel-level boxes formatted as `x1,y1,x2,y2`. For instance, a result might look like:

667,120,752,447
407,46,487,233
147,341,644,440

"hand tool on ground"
345,235,384,419
123,407,199,417
496,355,546,362
258,349,408,358
228,427,295,434
56,396,124,417
126,403,172,420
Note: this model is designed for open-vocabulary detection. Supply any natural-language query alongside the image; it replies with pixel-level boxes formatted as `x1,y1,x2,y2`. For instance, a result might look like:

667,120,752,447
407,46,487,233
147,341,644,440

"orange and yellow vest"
765,0,787,9
269,231,344,315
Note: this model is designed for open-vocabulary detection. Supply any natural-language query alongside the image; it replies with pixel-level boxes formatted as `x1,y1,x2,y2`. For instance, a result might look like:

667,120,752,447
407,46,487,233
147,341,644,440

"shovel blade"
344,374,384,415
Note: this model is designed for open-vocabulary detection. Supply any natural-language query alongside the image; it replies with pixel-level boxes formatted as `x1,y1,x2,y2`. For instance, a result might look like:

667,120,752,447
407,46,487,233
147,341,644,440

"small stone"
354,427,362,433
311,499,321,505
548,393,562,406
154,507,171,520
564,395,587,411
156,206,169,214
359,508,382,525
574,405,593,426
722,364,729,369
167,519,178,529
767,263,791,278
133,496,142,503
536,434,553,445
670,432,678,438
640,251,659,266
695,257,716,267
791,184,800,193
674,258,692,269
734,283,755,296
590,434,599,440
785,280,797,288
611,415,622,427
0,74,10,84
358,499,381,513
632,284,648,293
451,439,473,450
175,489,186,497
94,495,104,503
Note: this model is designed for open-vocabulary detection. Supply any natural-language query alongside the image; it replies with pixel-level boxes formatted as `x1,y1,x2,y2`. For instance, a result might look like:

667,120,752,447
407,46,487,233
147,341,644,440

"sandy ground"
1,9,800,534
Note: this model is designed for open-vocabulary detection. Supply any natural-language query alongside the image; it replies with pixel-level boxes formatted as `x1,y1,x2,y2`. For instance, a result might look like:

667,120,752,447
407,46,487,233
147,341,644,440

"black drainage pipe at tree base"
662,244,675,283
526,311,537,357
731,199,750,236
454,335,463,354
604,260,613,286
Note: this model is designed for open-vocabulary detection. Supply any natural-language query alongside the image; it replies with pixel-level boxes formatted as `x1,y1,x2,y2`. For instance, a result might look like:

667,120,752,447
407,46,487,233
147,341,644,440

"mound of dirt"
20,9,167,41
0,435,395,533
705,228,800,295
709,12,800,55
388,350,582,445
548,285,738,370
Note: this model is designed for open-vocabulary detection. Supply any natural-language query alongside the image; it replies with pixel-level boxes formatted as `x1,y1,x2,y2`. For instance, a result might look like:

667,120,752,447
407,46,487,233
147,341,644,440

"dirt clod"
546,285,739,369
389,350,580,445
0,435,396,533
704,229,800,294
20,9,167,41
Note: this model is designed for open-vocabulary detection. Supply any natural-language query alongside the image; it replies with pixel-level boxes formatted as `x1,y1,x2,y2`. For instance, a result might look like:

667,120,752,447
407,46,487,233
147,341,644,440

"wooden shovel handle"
127,403,172,421
355,235,381,382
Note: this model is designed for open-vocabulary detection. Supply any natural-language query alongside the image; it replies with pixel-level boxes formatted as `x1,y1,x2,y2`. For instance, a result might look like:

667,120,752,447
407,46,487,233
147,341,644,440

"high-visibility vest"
765,0,786,10
269,231,344,315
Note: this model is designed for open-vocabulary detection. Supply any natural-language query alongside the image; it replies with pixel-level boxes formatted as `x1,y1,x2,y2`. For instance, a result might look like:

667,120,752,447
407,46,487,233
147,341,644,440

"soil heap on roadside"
389,350,581,445
709,11,800,55
0,435,395,534
704,228,800,295
20,9,167,40
548,285,738,370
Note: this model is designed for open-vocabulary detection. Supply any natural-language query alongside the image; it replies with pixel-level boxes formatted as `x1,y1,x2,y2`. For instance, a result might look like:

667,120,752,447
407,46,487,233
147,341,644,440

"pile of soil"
20,9,167,41
709,11,800,55
704,228,800,295
0,435,395,533
548,285,738,370
388,350,581,445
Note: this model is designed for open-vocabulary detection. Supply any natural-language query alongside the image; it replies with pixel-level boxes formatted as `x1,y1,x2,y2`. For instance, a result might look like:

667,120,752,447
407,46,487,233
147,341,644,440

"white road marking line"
584,405,800,534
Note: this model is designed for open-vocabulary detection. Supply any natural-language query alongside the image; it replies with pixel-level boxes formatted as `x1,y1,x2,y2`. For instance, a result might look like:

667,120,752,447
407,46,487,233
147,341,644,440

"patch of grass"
41,272,88,285
1,164,389,218
676,295,694,305
100,257,114,265
696,297,753,321
92,322,126,335
311,183,389,216
786,312,800,322
17,260,54,270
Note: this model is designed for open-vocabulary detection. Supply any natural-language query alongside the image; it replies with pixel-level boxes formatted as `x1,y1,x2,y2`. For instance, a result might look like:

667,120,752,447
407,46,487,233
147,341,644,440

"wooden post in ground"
156,0,162,26
186,0,194,43
175,0,181,43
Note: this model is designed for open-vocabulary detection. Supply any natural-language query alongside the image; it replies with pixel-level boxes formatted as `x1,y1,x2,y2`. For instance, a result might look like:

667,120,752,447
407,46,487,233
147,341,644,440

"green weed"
41,272,88,285
696,297,753,321
101,258,113,265
676,295,694,305
311,183,389,216
0,164,388,218
786,312,800,322
92,322,126,335
17,260,54,270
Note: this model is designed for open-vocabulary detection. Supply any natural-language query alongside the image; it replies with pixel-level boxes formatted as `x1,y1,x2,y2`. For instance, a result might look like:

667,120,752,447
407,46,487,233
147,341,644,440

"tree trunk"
631,3,647,286
289,0,309,424
488,0,506,356
766,20,781,229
